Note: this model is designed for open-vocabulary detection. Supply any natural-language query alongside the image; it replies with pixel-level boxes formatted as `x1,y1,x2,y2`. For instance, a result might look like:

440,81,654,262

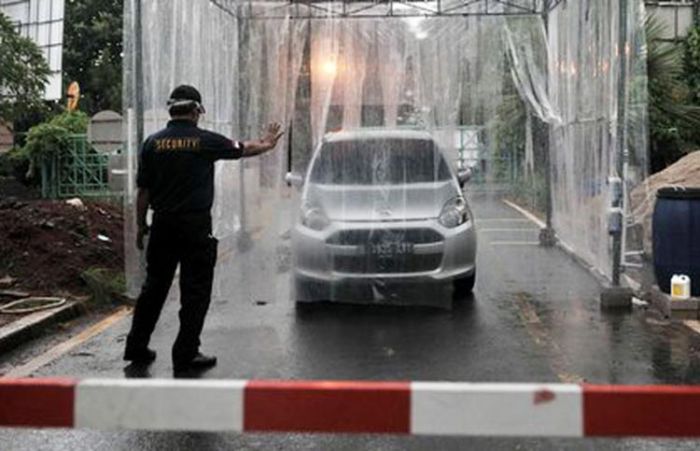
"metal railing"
39,135,115,199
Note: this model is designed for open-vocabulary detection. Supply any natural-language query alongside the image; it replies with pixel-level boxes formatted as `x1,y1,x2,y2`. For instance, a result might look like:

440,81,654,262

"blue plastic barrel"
653,187,700,296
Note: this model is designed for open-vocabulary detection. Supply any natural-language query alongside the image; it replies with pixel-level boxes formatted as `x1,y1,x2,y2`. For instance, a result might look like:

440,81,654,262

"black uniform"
126,119,243,365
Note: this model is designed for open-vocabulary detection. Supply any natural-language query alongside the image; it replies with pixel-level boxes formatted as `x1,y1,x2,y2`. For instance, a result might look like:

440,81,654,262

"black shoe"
173,353,217,373
123,363,152,379
124,347,157,364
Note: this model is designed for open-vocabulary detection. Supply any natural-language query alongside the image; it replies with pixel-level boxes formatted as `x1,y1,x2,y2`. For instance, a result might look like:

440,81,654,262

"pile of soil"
630,150,700,255
0,198,124,296
0,176,39,200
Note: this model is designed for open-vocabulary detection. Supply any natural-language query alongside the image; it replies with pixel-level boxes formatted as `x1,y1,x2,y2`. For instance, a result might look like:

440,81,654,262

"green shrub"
684,24,700,105
20,111,89,180
0,147,32,182
683,24,700,146
23,123,71,160
0,149,13,176
508,175,547,217
647,17,700,172
50,110,89,134
81,267,128,306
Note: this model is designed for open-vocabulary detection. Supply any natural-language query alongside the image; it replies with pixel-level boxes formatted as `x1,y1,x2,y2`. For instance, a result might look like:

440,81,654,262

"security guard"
124,85,283,373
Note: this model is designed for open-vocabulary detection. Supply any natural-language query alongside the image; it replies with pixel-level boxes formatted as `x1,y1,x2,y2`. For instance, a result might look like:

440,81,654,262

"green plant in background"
19,111,89,180
63,0,123,114
492,69,526,182
683,24,700,147
493,95,526,180
684,24,700,105
22,124,70,160
0,148,17,176
491,65,549,214
81,267,128,306
0,13,51,125
646,15,700,172
49,110,89,133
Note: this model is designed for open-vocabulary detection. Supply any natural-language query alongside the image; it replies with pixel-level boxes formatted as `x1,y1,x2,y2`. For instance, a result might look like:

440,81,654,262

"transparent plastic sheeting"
546,1,648,278
123,0,648,306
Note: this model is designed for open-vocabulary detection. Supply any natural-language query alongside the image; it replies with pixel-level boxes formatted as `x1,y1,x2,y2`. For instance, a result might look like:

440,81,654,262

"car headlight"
439,197,471,228
301,203,330,231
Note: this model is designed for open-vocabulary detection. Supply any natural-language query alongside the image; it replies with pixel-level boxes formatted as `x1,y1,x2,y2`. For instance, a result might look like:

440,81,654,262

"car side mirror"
285,172,304,188
458,168,471,187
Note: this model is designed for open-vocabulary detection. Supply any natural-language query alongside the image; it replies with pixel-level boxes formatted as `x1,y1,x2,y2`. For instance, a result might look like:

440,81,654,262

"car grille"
327,228,443,245
327,228,444,274
332,253,443,274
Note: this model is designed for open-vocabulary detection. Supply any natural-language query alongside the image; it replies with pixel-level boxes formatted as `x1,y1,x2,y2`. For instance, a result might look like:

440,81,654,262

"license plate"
368,241,414,258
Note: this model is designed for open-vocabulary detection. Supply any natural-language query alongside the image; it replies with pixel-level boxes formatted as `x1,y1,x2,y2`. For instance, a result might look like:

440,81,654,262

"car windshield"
309,138,452,185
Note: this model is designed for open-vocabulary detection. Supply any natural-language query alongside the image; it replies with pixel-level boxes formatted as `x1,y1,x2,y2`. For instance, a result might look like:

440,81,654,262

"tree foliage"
0,12,51,124
18,111,89,181
684,24,700,107
646,15,700,172
63,0,123,114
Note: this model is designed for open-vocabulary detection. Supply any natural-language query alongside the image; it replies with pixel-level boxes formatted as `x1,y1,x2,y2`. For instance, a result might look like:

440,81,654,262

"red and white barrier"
2,378,700,437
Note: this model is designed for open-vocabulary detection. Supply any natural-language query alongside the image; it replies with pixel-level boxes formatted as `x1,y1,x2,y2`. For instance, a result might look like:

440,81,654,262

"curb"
1,378,700,437
649,284,700,320
0,301,83,355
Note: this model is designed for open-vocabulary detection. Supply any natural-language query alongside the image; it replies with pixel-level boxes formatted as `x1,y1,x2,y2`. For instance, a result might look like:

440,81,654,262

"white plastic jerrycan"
671,275,691,301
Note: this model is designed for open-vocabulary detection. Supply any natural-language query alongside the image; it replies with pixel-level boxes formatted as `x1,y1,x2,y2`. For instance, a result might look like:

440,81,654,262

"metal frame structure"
133,0,660,287
210,0,566,19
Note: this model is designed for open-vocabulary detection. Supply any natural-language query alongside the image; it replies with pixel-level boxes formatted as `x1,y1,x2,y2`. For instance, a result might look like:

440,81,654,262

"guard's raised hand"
261,123,284,149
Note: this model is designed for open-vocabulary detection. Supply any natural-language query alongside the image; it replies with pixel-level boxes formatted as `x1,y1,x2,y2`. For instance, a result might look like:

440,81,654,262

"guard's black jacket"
137,119,245,213
127,119,244,365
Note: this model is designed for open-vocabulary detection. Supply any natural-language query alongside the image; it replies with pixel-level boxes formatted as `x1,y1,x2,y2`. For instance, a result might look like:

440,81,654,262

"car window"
309,138,452,185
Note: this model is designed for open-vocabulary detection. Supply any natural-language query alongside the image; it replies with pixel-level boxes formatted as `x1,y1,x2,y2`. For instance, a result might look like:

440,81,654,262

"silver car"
288,129,477,305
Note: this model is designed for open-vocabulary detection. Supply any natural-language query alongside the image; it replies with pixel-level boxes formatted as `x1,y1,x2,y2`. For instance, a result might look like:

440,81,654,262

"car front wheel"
453,271,476,298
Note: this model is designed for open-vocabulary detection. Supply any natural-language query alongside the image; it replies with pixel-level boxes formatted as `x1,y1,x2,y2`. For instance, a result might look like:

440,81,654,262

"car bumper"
291,218,476,301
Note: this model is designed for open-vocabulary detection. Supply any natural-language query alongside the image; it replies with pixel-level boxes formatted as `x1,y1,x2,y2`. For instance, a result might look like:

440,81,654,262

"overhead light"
321,60,338,77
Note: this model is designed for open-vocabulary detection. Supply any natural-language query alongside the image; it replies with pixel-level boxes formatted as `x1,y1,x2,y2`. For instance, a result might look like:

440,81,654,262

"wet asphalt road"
3,192,700,449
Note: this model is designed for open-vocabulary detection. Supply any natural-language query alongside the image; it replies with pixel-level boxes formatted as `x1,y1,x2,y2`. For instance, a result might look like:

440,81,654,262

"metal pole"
611,0,628,286
134,0,144,151
539,3,556,247
236,5,252,252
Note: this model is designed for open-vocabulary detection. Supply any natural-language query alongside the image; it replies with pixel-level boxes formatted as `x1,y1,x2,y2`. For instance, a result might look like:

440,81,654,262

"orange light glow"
321,60,338,77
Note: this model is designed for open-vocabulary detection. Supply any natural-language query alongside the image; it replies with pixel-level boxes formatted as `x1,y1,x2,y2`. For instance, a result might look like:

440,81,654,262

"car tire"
294,300,315,313
453,271,476,299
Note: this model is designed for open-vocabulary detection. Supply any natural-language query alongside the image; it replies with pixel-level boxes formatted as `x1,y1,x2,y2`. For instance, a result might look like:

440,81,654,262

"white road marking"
489,241,540,246
476,218,531,223
4,307,132,378
502,200,547,229
479,228,540,233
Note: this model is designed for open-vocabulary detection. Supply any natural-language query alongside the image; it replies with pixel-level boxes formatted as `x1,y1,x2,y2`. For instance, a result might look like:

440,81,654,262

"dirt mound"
0,198,124,296
630,151,700,255
0,176,39,200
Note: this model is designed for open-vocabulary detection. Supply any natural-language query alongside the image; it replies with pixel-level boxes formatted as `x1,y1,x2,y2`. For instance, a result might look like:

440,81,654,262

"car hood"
304,181,460,222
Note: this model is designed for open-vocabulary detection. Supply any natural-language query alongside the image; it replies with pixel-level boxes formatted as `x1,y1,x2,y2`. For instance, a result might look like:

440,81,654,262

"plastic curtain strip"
123,0,648,303
547,0,648,278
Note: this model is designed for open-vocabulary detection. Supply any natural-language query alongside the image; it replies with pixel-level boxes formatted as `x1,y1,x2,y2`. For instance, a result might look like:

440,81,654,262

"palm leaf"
646,14,700,130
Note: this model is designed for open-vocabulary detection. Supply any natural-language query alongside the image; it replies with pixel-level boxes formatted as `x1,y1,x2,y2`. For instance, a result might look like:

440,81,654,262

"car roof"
322,128,435,143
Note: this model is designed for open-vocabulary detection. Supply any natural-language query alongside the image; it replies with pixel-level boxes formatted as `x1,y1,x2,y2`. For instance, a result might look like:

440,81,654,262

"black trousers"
126,211,218,364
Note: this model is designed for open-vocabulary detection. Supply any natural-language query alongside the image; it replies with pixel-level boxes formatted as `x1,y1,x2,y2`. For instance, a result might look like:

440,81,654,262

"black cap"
167,85,205,114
